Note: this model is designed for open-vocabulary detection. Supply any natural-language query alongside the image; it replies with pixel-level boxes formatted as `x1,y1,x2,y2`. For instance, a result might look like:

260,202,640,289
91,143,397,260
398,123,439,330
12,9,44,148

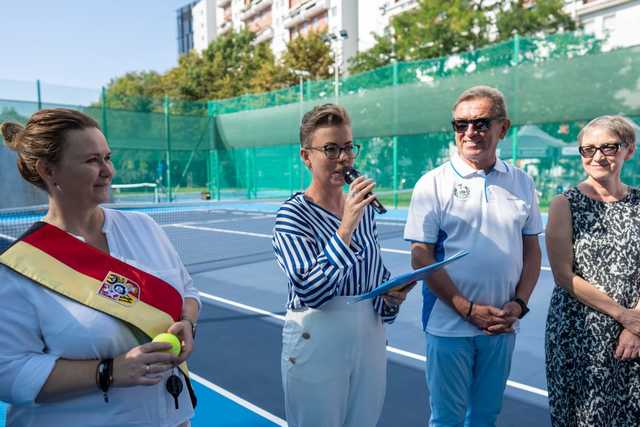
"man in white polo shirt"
404,85,542,426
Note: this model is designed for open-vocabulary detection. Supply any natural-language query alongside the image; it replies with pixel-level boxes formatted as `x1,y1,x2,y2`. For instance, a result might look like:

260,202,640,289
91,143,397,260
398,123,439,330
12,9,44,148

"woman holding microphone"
272,103,412,427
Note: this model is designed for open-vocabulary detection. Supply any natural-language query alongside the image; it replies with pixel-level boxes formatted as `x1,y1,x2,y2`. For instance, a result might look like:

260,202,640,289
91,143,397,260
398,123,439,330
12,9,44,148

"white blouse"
0,208,200,426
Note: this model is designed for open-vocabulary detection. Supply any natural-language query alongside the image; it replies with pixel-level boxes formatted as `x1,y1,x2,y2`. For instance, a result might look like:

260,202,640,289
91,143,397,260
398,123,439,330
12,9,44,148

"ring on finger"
145,363,150,373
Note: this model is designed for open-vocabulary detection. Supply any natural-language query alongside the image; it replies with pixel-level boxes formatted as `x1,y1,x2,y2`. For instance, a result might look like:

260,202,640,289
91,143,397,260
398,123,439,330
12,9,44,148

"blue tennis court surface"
0,201,554,426
0,376,283,426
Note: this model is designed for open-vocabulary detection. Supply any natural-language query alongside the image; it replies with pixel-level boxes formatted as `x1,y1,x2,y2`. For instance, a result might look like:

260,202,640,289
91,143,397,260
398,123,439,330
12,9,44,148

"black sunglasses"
451,117,503,133
306,143,361,160
578,142,626,158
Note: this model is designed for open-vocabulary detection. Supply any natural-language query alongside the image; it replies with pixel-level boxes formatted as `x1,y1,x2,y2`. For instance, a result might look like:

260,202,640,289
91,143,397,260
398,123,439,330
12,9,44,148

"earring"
54,182,62,192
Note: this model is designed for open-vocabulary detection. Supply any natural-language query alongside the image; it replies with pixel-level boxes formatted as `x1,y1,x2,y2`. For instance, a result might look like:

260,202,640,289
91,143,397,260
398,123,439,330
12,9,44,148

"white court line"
171,224,553,272
190,372,287,426
171,215,274,227
199,292,549,397
169,224,273,239
0,233,16,241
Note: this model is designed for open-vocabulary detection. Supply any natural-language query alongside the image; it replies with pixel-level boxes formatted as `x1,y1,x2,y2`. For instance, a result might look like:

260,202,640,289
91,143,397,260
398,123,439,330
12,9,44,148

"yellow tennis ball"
152,333,181,356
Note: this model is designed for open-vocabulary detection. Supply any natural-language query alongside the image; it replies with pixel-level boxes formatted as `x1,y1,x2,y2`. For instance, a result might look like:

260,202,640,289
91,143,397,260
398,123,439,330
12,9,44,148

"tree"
349,0,490,74
103,71,164,111
348,33,396,75
162,29,277,101
494,0,577,41
280,30,333,84
349,0,580,74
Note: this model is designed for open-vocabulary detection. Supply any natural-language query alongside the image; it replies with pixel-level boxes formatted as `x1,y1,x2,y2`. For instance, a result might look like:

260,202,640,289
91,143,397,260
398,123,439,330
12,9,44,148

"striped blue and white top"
272,192,398,323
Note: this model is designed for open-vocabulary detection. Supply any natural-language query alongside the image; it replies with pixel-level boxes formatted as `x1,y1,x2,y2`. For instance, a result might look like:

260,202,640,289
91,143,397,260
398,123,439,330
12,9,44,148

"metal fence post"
164,96,173,202
36,80,42,111
207,101,217,199
101,87,108,140
511,34,520,165
392,60,399,209
245,149,251,200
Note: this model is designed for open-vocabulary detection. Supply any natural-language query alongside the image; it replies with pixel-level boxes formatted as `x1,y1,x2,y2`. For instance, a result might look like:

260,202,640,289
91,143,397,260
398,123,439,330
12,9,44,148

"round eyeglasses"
306,143,361,160
578,142,626,158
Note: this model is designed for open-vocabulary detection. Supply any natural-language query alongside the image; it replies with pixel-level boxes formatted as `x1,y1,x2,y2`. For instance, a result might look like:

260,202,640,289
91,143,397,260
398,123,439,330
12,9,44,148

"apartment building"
178,0,358,69
176,0,640,65
565,0,640,49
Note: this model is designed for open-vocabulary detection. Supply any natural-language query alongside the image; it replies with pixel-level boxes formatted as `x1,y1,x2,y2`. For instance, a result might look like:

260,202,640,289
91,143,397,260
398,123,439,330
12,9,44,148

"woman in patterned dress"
545,115,640,426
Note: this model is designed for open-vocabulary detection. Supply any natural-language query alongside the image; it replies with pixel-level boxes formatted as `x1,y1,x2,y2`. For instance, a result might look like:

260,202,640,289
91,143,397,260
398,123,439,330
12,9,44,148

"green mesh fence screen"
1,33,639,209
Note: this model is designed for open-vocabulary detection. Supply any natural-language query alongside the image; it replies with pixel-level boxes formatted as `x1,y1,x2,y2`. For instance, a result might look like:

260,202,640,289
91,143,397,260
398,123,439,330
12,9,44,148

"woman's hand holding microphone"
337,175,376,246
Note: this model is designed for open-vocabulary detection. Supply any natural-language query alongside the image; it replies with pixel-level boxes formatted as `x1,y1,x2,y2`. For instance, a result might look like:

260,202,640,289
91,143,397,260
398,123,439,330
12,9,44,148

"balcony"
240,0,273,21
283,0,329,29
218,20,232,34
218,0,232,7
254,26,274,44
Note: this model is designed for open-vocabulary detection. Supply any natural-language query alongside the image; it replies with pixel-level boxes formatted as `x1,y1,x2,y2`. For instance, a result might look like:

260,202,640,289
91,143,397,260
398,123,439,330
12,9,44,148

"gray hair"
452,85,508,118
577,115,637,146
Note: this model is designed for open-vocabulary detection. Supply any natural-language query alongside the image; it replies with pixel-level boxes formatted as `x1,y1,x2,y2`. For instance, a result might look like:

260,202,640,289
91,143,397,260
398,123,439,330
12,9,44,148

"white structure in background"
565,0,640,49
192,0,219,52
177,0,640,65
358,0,418,52
178,0,358,70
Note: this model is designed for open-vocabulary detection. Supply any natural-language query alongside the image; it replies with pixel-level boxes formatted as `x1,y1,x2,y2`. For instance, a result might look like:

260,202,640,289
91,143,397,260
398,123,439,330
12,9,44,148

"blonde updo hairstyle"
1,108,99,191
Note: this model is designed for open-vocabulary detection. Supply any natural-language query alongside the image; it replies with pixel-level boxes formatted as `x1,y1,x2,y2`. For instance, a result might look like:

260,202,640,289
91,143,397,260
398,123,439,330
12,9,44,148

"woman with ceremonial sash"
0,109,200,426
272,104,414,427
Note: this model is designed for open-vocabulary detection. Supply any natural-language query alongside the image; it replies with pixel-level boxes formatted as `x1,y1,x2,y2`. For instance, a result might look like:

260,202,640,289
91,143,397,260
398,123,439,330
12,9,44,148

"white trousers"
281,297,387,427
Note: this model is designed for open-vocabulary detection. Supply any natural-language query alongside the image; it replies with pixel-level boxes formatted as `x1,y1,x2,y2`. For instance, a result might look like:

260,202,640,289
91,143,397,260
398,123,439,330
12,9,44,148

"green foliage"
494,0,577,41
102,29,334,108
393,0,490,60
103,71,164,112
348,34,396,75
349,0,579,74
163,29,276,101
280,30,333,83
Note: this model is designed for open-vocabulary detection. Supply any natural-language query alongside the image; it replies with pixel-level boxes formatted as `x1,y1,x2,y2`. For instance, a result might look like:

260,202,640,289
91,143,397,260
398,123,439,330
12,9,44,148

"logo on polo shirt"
453,183,471,200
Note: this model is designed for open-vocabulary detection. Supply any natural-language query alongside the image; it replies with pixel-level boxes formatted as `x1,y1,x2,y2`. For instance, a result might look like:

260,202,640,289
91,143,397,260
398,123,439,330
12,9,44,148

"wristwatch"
182,317,198,339
511,297,530,319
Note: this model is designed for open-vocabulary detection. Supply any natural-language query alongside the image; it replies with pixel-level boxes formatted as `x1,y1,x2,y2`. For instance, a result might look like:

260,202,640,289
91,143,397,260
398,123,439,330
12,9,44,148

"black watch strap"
182,317,197,339
512,297,529,319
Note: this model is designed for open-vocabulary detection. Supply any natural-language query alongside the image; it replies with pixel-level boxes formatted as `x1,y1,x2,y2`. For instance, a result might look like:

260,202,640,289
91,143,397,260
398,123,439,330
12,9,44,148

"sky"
0,0,190,103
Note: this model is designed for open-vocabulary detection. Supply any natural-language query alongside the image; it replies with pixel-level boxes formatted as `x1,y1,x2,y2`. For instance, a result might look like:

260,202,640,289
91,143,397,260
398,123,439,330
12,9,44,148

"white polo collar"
450,152,508,178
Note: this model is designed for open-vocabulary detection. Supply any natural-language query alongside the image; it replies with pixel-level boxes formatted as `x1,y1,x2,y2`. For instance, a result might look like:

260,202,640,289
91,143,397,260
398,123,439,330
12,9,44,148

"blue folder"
347,249,469,304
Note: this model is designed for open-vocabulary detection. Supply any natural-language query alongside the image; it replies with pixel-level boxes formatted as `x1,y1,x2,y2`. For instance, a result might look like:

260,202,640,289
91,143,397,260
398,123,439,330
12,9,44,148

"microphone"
343,167,387,214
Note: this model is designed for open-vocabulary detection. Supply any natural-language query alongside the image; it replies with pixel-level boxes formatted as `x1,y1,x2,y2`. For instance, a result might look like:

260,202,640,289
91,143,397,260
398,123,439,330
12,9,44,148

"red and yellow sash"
0,222,196,406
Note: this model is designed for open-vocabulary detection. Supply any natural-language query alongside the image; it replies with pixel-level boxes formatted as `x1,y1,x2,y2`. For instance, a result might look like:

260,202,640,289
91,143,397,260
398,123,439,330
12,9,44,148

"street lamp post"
291,69,311,192
323,30,348,104
291,69,311,107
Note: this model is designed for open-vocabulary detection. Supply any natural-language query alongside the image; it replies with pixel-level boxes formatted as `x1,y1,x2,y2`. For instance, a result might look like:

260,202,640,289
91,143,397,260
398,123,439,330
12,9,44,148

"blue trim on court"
0,380,280,427
191,380,280,426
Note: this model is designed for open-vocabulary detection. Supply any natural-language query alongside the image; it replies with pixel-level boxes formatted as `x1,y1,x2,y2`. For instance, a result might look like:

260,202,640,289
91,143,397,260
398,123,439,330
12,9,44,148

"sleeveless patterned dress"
545,187,640,426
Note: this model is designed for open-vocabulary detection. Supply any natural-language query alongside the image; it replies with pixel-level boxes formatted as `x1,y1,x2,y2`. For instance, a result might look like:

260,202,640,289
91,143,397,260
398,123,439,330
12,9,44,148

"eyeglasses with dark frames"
306,143,361,160
578,142,627,158
451,117,503,133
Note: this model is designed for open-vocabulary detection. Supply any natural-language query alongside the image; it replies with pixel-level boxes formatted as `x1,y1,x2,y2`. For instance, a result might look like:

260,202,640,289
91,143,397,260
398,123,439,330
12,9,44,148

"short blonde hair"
299,103,351,147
